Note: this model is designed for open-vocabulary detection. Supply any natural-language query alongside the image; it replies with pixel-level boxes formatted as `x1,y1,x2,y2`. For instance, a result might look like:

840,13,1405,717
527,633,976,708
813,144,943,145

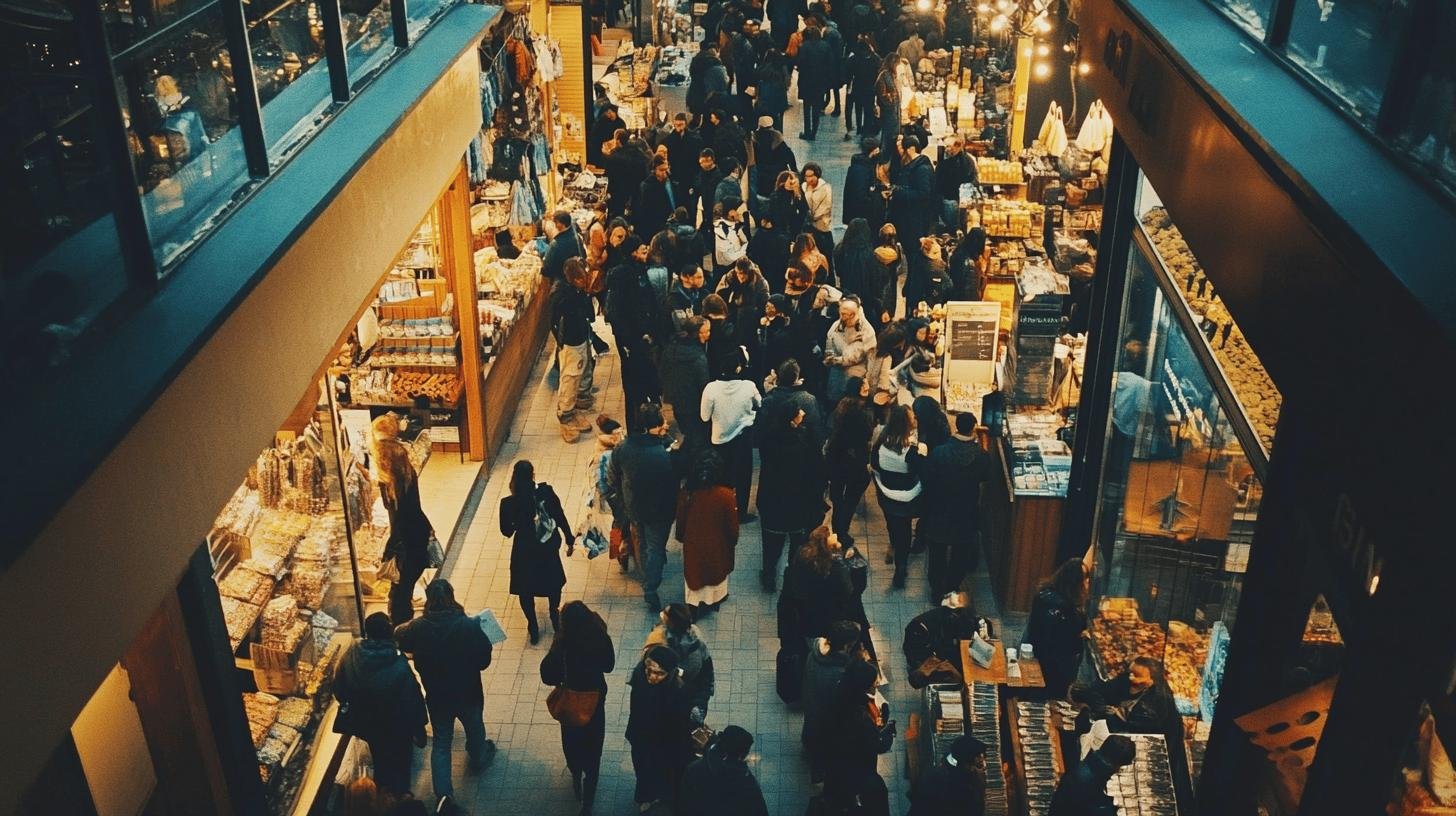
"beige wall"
0,47,483,814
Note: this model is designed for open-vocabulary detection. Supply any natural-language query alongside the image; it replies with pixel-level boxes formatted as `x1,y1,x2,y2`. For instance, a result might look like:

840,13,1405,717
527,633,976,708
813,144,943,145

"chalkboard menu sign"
943,301,1003,399
950,315,997,362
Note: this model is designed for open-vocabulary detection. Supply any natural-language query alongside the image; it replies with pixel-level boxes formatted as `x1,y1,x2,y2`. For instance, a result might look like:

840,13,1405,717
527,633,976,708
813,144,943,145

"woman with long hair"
372,413,433,624
766,170,808,239
911,394,950,451
1025,557,1090,698
755,49,792,133
780,526,864,647
676,450,740,614
834,218,878,303
499,460,574,644
822,660,893,815
540,601,616,816
825,384,875,548
791,232,829,283
871,404,925,587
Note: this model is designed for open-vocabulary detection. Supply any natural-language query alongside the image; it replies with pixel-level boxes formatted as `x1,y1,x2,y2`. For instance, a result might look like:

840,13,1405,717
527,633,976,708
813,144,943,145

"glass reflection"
343,0,394,84
245,0,334,153
1285,0,1409,119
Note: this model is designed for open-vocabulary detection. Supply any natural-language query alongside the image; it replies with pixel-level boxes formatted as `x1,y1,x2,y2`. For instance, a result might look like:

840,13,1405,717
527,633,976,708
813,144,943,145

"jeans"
557,340,593,420
367,736,414,796
762,528,810,581
829,472,871,541
884,511,913,578
637,519,671,606
429,702,488,799
715,433,755,517
389,549,427,625
803,99,823,137
927,531,978,599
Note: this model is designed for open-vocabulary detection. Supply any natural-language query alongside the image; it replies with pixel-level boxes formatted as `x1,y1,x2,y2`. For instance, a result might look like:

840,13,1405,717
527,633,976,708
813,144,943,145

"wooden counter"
480,278,552,461
959,638,1046,689
981,439,1065,614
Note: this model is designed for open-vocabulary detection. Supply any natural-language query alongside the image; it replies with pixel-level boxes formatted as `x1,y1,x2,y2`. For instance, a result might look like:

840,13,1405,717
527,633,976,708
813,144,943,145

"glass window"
99,0,220,53
1,4,131,384
342,0,395,85
1285,0,1410,120
407,0,451,36
1393,4,1456,198
247,0,335,157
1209,0,1273,40
114,6,253,267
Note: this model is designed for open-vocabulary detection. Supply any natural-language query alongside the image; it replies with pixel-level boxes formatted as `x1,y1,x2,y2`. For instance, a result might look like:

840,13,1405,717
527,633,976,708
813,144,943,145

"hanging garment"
480,71,500,124
468,133,488,184
529,132,551,177
489,135,530,182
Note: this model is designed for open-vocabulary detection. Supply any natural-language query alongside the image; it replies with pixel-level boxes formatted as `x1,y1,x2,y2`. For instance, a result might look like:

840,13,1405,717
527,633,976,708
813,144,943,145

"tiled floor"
402,49,1015,814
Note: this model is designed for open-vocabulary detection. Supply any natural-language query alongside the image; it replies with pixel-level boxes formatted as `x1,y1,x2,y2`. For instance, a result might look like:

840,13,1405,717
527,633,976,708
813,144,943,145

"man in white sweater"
701,358,763,520
803,163,835,274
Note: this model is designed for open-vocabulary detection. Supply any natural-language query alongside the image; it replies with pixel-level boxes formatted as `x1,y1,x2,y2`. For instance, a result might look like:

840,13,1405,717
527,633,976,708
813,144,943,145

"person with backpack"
395,581,496,808
333,612,427,798
499,460,575,645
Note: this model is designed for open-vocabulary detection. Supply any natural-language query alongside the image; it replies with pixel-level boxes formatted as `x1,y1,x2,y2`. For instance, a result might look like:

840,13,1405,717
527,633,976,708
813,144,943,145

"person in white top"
802,162,836,277
700,355,762,521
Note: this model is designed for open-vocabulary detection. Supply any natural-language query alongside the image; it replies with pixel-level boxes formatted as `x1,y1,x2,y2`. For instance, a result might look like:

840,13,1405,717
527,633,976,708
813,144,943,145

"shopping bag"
582,527,609,559
426,535,446,569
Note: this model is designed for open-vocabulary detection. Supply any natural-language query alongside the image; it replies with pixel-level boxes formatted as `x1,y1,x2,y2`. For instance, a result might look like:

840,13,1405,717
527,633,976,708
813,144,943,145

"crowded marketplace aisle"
403,307,1012,814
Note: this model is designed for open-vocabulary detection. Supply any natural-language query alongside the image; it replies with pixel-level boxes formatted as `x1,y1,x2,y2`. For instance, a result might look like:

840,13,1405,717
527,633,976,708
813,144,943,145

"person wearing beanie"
823,658,894,814
920,411,997,599
887,132,936,242
908,734,989,815
678,725,770,816
332,612,427,798
627,644,693,811
802,620,869,782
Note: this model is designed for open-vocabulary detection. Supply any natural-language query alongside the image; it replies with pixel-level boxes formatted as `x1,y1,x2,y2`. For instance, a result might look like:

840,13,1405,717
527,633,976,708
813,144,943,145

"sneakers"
891,572,907,590
560,423,582,443
568,412,593,429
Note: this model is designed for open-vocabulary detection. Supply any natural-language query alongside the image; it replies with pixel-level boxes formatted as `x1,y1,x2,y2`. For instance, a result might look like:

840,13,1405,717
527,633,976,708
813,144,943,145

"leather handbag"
546,684,600,728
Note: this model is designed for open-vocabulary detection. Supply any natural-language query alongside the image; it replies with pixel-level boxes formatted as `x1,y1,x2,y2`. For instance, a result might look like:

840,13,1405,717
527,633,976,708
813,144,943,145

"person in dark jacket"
947,224,986,301
903,590,988,688
701,294,746,378
822,659,893,815
374,414,433,625
1024,558,1090,698
919,410,995,597
813,11,846,116
626,645,694,810
665,264,710,334
540,601,616,816
753,50,792,133
605,240,664,432
542,211,583,283
756,294,796,382
662,113,703,184
750,118,797,205
642,603,716,722
706,108,748,170
333,613,427,797
608,403,686,610
767,0,806,49
395,581,496,802
908,734,988,816
748,221,791,292
871,404,925,587
756,397,828,588
713,159,746,222
551,259,598,442
633,158,686,241
678,725,769,816
844,34,881,139
780,526,863,640
587,104,621,166
604,135,650,220
688,148,727,227
1049,735,1136,816
842,137,884,229
796,26,834,140
935,133,976,230
759,358,824,447
888,134,936,242
825,381,874,546
715,257,771,347
689,47,732,121
499,461,574,644
659,315,712,447
1072,656,1192,807
802,620,868,782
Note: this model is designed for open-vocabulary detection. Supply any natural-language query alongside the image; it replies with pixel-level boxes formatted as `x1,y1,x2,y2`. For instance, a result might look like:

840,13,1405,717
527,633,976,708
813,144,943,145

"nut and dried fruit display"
1091,600,1213,712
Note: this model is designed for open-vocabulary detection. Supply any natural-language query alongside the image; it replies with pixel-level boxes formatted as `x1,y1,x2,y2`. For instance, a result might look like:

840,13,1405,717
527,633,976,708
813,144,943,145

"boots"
560,422,582,443
549,607,561,631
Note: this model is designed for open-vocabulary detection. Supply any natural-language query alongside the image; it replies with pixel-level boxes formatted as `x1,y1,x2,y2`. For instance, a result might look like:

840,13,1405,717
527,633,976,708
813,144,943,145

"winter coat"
845,46,880,100
752,128,798,184
757,316,796,381
780,557,858,643
835,242,878,303
822,22,846,83
935,149,976,201
642,624,717,714
822,685,887,794
909,762,987,816
766,189,807,238
824,317,877,402
625,662,693,750
1072,672,1184,744
826,400,874,481
499,483,571,597
666,282,710,333
634,177,685,241
689,50,723,113
550,279,594,348
871,440,924,516
1024,587,1088,697
1049,751,1121,816
332,638,427,741
910,245,953,306
676,484,739,591
801,646,857,751
542,226,583,282
395,605,494,710
711,119,749,168
690,165,727,223
606,260,665,347
679,743,770,816
539,611,616,695
714,174,744,215
588,112,622,166
748,227,791,292
660,333,710,408
755,60,791,116
715,268,771,334
662,129,704,184
903,605,984,684
842,152,882,227
756,421,827,532
767,0,806,48
891,153,936,239
759,381,824,448
796,38,835,100
919,436,996,543
608,432,683,525
605,147,650,214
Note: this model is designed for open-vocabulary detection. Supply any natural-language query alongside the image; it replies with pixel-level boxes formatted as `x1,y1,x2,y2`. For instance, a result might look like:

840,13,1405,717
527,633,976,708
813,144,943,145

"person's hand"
414,731,428,749
881,311,890,324
566,537,576,557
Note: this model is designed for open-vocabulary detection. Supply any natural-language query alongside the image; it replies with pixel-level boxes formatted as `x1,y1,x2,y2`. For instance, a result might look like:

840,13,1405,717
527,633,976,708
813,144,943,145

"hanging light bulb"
990,13,1009,31
977,2,991,11
916,0,931,11
1037,44,1050,57
1034,62,1051,79
995,0,1010,11
1078,61,1091,75
1034,14,1051,33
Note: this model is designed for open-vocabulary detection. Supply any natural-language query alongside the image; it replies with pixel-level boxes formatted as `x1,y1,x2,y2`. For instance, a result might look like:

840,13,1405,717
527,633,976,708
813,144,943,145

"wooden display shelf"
959,638,1046,689
981,439,1064,614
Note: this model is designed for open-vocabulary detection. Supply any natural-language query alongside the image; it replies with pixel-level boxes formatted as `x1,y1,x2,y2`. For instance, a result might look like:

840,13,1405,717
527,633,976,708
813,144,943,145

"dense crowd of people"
333,0,1177,813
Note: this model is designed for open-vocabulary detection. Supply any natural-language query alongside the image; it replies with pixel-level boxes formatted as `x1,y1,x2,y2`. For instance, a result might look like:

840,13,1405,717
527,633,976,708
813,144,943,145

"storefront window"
1393,4,1456,199
114,6,253,267
407,0,452,36
99,0,219,52
343,0,396,85
247,0,336,157
1209,0,1273,40
1285,0,1408,120
1,11,131,384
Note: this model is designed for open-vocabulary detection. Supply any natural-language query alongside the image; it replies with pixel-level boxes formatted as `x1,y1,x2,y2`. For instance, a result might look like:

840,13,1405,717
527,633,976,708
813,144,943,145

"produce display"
981,200,1045,238
1142,207,1279,453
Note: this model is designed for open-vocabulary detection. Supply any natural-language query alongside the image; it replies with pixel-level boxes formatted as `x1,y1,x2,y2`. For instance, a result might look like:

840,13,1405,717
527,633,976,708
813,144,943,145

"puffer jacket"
395,605,494,709
332,638,427,741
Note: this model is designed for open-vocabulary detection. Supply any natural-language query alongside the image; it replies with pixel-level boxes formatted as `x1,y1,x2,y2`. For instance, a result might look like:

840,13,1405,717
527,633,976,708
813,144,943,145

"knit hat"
646,645,680,673
874,245,900,265
758,115,774,129
622,235,644,254
946,735,988,766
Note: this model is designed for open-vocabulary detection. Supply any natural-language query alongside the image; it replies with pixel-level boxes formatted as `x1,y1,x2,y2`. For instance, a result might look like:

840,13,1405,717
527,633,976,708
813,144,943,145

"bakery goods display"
1090,599,1214,714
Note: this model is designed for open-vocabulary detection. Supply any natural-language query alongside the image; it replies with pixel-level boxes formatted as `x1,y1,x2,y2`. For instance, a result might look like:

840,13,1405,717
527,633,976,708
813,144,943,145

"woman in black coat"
1023,558,1089,698
540,601,616,815
825,382,874,547
780,526,864,646
756,294,797,383
765,170,808,239
500,460,575,644
756,403,829,588
822,660,893,815
626,645,694,810
834,219,878,301
374,414,434,625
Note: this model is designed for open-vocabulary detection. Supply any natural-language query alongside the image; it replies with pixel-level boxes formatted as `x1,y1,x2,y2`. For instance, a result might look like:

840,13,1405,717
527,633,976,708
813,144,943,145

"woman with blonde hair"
372,414,433,624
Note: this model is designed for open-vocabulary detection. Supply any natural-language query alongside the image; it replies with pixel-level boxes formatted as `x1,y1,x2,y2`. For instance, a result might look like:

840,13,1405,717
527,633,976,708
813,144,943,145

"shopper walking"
395,580,496,806
332,612,427,798
920,412,996,600
551,258,598,443
543,211,584,283
701,355,762,519
676,450,740,613
754,49,792,134
796,26,833,140
373,413,433,625
643,603,717,724
871,403,926,588
659,315,711,447
1025,558,1090,699
678,726,770,816
540,601,616,816
626,645,694,812
822,659,894,815
826,380,874,547
780,526,862,644
874,53,902,150
759,358,823,446
887,134,936,243
499,460,574,644
608,403,684,611
604,239,664,432
802,620,867,783
756,402,828,591
766,170,808,239
844,35,880,141
750,118,797,210
802,163,836,268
